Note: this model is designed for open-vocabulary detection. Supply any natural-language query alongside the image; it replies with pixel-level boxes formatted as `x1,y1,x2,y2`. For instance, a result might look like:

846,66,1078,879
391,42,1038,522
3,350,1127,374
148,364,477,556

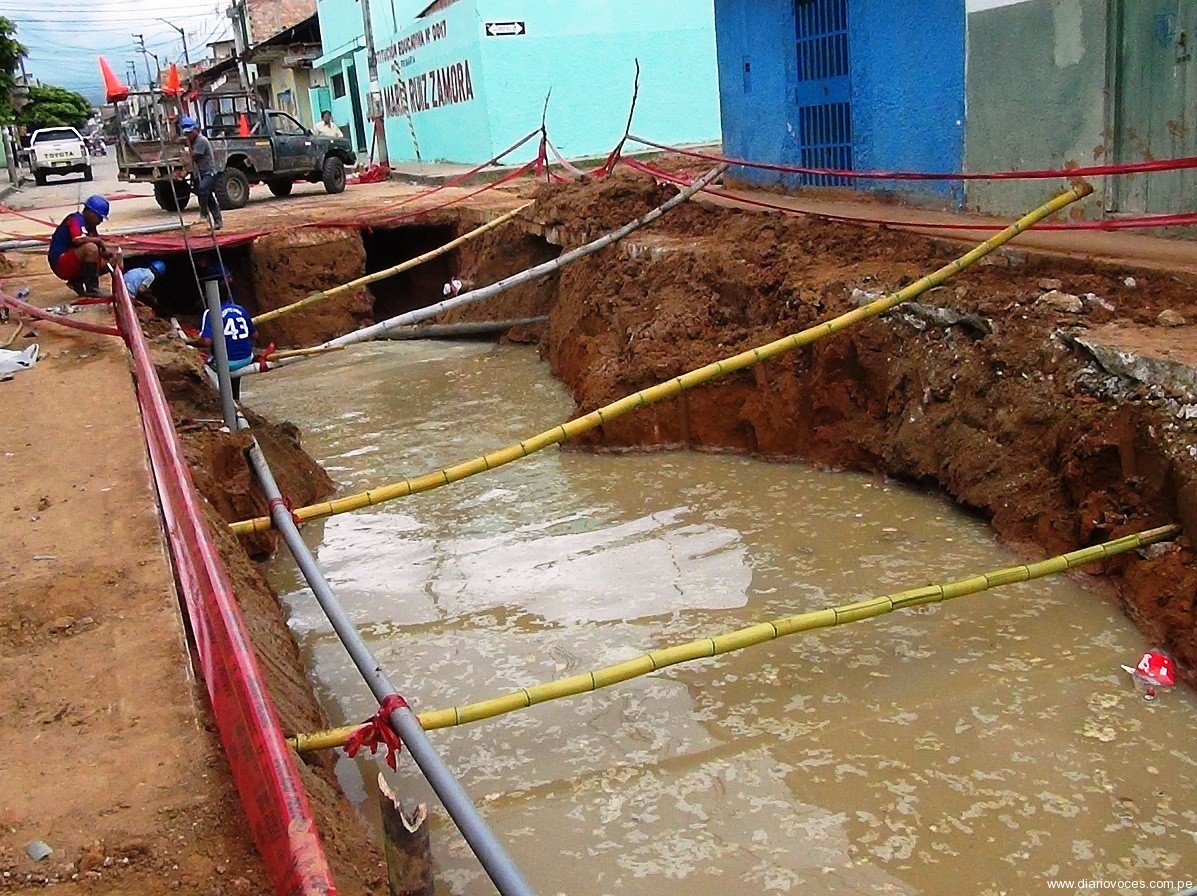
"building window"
332,72,346,98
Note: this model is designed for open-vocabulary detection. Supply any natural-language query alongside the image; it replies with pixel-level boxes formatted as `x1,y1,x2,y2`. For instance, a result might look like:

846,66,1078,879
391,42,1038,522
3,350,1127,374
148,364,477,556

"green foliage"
16,84,92,130
0,17,28,122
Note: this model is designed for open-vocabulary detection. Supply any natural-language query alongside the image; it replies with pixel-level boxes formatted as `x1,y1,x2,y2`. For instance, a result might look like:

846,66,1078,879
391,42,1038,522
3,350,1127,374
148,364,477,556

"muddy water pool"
251,341,1197,895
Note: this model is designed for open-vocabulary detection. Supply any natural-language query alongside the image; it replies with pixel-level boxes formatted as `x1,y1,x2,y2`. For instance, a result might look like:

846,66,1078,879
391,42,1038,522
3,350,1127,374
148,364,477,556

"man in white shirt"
313,110,343,138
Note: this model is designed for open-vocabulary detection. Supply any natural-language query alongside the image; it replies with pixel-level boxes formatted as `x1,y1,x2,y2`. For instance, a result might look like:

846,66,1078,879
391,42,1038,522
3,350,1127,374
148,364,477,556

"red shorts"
51,248,85,283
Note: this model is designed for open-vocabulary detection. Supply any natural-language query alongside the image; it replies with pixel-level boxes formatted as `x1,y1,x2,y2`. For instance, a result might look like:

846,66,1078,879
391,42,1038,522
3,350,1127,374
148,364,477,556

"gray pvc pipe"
232,163,728,378
240,423,536,896
0,219,188,252
204,279,239,430
380,316,548,340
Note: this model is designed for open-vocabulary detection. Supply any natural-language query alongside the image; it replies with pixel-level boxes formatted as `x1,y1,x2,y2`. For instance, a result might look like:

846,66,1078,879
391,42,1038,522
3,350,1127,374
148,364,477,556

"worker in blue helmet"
179,116,223,230
123,259,167,306
47,195,114,297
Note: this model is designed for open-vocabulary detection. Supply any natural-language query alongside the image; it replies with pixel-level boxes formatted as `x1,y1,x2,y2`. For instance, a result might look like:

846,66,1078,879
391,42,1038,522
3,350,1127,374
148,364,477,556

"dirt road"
0,256,270,893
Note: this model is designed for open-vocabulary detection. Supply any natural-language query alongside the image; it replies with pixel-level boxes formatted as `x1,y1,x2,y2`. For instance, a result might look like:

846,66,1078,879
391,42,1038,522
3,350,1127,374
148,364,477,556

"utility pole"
133,34,153,87
127,60,139,89
359,0,389,166
227,1,251,91
156,18,192,73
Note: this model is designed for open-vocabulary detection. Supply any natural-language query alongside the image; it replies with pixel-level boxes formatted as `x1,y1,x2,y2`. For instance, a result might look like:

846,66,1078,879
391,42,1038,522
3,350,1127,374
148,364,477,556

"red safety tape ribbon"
267,495,302,526
627,134,1197,181
344,694,410,770
621,157,1197,232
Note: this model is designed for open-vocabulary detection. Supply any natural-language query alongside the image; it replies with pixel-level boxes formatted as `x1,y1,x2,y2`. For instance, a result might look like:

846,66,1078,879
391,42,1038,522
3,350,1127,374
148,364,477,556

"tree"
16,85,92,131
0,17,27,122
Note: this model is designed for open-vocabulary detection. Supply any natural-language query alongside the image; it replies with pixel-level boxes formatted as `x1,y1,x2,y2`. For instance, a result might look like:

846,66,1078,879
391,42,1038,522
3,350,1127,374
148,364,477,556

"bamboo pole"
232,180,1093,536
288,523,1178,753
251,204,533,326
269,345,345,360
233,163,730,379
379,775,433,896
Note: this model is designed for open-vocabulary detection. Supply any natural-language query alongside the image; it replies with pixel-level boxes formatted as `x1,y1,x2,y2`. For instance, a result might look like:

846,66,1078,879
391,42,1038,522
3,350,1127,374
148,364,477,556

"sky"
8,0,232,105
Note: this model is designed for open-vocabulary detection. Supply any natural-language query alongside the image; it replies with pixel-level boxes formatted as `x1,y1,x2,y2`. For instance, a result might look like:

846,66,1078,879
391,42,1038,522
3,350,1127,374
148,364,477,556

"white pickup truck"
28,127,92,186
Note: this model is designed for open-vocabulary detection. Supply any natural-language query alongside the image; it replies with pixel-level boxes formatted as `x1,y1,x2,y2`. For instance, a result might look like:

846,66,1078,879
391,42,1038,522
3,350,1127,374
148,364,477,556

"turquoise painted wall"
477,0,720,164
374,1,494,163
367,0,719,164
313,0,371,154
316,0,368,60
964,0,1111,217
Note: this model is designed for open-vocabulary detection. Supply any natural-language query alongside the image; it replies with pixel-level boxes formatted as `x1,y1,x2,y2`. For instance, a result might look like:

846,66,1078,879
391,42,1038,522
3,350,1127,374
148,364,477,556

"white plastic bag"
0,344,40,380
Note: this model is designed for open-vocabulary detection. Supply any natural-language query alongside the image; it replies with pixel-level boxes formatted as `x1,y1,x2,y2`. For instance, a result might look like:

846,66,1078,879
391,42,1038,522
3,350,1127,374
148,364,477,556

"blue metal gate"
794,0,853,186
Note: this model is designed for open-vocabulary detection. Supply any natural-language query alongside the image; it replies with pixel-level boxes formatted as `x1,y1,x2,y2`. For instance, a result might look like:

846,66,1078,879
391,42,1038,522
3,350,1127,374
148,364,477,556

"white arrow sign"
485,21,526,37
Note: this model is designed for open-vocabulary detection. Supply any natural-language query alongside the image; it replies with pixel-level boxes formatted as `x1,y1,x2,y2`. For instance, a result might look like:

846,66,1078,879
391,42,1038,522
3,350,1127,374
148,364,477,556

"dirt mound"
532,167,684,235
514,171,1197,683
146,335,386,893
249,227,374,348
150,337,333,559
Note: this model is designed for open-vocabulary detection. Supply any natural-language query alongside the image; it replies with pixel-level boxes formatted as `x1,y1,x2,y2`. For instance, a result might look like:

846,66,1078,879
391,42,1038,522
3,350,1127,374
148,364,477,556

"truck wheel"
34,171,47,186
83,166,94,182
215,169,250,210
154,180,191,212
268,180,293,197
322,156,346,194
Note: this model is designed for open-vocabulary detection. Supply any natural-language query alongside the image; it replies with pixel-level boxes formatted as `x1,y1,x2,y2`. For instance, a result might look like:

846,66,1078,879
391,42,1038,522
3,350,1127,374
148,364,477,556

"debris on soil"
1158,309,1187,328
1038,290,1084,313
24,841,52,862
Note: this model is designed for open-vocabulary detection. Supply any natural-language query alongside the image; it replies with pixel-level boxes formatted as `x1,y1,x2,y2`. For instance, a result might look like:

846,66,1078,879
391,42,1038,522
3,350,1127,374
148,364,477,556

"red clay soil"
0,242,386,895
247,227,375,348
460,169,1197,684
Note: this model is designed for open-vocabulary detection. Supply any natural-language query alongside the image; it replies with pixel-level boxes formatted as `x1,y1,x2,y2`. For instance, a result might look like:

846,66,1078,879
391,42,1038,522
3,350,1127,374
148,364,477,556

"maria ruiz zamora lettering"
382,60,476,116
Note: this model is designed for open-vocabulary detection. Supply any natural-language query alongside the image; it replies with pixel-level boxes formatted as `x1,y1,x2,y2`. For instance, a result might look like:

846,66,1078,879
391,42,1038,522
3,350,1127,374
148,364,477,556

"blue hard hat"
180,116,198,131
84,195,110,219
150,260,167,277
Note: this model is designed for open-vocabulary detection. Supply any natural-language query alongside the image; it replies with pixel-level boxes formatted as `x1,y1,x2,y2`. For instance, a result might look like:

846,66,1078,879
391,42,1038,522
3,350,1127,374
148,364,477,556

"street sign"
485,21,526,37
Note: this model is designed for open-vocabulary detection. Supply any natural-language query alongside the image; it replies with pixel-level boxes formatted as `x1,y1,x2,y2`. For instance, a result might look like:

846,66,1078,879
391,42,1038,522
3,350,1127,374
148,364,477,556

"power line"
6,1,219,13
14,13,212,27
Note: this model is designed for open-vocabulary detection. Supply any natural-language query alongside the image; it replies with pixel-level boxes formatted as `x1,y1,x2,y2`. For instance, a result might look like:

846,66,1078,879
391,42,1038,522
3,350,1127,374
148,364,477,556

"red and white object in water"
1126,649,1177,700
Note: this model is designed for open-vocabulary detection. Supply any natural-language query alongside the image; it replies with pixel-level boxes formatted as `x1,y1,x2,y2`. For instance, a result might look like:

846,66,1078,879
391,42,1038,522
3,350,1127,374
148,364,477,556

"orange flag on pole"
162,63,182,96
98,56,130,103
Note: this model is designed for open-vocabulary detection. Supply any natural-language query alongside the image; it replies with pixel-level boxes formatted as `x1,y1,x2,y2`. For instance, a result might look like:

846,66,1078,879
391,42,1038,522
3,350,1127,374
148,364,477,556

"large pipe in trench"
380,317,548,340
232,163,729,378
204,278,239,430
0,219,189,252
240,419,536,896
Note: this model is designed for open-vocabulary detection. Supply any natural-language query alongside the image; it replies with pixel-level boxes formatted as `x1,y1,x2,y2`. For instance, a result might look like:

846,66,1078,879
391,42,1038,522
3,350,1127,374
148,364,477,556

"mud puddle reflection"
251,342,1197,895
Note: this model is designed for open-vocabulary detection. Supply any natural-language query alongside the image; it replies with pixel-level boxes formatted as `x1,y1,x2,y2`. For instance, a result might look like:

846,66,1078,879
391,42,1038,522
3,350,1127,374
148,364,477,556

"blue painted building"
311,0,721,165
713,0,966,205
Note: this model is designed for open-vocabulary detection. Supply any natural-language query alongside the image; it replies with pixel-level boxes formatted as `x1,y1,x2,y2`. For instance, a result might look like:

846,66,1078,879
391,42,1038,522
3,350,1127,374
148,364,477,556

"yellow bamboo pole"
269,345,346,360
250,203,533,326
288,523,1177,753
233,181,1092,537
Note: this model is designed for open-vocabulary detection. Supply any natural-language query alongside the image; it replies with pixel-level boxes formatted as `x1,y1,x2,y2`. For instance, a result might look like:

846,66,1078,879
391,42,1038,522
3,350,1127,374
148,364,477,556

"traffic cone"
98,56,130,103
162,63,182,96
238,113,251,137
